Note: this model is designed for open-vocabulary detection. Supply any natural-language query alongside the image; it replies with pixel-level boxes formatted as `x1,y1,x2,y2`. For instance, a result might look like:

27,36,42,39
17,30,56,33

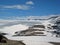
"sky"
0,0,60,18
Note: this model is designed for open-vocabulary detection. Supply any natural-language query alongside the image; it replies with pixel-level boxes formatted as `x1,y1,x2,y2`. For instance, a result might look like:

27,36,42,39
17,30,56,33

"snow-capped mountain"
0,15,60,36
0,15,60,45
9,15,60,37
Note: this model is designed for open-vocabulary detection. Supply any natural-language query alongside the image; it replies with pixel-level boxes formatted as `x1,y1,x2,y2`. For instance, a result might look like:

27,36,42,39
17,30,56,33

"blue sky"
0,0,60,18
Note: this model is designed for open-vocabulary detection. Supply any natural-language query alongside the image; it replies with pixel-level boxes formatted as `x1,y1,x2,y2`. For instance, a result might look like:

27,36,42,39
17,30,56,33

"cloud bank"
0,1,34,10
2,5,31,10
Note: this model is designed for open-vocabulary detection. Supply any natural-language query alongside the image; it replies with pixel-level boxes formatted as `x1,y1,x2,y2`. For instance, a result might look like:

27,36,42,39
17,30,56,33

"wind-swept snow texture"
0,24,28,35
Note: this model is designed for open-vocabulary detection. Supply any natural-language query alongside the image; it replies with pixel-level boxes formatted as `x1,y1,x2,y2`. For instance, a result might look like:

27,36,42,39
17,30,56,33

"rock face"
0,34,25,45
14,24,47,36
0,34,7,43
45,16,60,37
14,15,60,37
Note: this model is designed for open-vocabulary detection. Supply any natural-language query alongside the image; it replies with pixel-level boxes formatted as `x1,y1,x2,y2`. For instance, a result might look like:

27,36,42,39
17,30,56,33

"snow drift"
0,24,29,35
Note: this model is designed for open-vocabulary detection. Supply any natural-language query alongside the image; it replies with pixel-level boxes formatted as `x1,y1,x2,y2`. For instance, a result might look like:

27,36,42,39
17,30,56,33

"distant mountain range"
0,15,60,20
0,15,60,37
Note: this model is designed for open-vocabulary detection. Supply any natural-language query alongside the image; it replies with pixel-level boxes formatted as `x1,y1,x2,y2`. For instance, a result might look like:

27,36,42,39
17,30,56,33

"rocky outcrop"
14,24,46,36
0,34,7,43
0,34,25,45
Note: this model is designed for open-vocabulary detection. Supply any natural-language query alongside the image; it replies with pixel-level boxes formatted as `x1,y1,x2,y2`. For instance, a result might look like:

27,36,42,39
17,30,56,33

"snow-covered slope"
0,15,60,35
0,24,29,35
0,15,60,45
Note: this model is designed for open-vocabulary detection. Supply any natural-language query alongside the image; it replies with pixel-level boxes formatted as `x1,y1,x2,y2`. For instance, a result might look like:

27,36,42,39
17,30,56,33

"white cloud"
0,1,34,10
26,1,34,5
2,5,31,10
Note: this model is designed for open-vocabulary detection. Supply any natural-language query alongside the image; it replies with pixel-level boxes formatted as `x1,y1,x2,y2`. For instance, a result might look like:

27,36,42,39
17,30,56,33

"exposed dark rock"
0,34,25,45
0,34,7,43
49,42,60,45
